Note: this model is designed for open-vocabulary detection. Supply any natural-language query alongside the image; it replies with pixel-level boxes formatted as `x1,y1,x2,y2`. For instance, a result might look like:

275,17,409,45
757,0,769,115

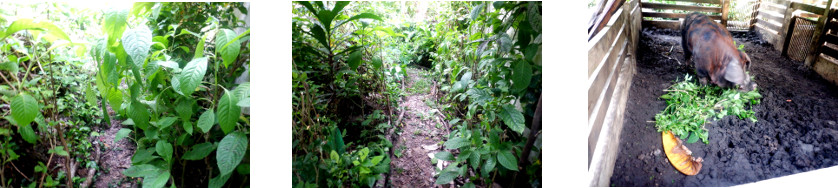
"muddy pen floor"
609,28,838,186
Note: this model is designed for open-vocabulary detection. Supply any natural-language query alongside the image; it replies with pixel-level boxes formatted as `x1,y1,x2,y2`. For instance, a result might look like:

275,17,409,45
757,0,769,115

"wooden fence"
587,0,640,186
640,0,729,30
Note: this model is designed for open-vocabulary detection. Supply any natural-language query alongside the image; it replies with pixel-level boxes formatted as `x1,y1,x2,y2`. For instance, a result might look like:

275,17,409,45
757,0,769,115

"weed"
655,74,762,144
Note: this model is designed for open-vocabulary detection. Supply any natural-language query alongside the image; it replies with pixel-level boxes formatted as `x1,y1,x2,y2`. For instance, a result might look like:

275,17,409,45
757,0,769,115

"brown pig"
681,12,757,91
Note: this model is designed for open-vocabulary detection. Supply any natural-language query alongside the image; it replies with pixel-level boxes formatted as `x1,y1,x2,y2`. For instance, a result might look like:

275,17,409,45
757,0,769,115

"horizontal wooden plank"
825,33,838,45
589,7,628,77
757,17,783,32
589,25,628,115
647,0,722,4
642,11,722,20
642,20,682,29
640,2,722,13
821,43,838,59
790,2,824,15
758,9,785,23
762,0,788,4
589,40,628,161
828,20,838,35
759,1,787,13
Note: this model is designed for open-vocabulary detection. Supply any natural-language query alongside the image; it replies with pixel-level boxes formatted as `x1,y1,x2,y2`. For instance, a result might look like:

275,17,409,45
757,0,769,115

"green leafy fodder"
654,74,762,144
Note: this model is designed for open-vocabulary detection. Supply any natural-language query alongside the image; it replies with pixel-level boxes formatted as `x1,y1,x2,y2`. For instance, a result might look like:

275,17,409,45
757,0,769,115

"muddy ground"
609,28,838,186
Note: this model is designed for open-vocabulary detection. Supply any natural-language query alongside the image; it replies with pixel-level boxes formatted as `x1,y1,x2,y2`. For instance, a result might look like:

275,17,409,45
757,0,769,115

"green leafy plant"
654,74,762,144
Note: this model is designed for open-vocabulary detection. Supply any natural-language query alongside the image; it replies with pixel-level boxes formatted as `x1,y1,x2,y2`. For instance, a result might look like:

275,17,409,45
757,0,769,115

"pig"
681,12,757,92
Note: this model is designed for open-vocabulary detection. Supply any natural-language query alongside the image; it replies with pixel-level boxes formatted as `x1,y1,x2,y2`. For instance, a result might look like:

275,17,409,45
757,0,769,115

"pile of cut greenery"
654,74,762,144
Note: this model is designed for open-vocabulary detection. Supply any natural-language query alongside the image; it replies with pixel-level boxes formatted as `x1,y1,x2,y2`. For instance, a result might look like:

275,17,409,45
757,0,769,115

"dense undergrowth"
1,2,249,187
292,1,542,187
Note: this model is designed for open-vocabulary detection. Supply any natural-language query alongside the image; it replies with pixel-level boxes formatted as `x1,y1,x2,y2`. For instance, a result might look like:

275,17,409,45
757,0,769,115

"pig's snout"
739,81,757,92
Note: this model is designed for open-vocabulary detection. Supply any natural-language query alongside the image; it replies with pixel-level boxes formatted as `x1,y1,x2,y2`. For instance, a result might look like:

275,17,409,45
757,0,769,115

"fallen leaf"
662,131,703,175
786,99,792,102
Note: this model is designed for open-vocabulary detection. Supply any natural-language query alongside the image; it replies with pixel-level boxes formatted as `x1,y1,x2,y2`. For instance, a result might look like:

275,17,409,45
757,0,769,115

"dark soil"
609,28,838,186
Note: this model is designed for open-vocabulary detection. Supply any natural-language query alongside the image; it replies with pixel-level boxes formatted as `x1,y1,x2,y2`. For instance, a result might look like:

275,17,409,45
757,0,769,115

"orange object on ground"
662,131,703,175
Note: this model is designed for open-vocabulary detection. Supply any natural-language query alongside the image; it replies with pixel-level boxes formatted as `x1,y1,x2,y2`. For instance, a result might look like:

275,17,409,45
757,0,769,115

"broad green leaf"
687,131,700,144
19,124,37,144
2,19,71,42
194,32,209,59
123,164,162,178
309,25,329,49
470,3,484,21
175,98,194,122
435,151,455,161
528,2,542,32
215,29,240,68
329,127,346,154
128,100,150,130
122,26,152,69
233,82,250,102
371,58,382,69
217,131,248,175
183,142,217,160
177,57,208,96
500,104,526,134
11,93,39,126
84,84,98,105
197,109,216,133
156,140,173,162
114,128,132,142
106,87,122,111
316,9,336,31
48,146,69,156
347,50,363,71
482,156,496,175
142,170,170,188
208,173,231,188
102,52,119,85
370,155,384,165
330,150,340,163
498,33,512,54
183,121,193,135
156,116,178,130
131,147,158,164
444,137,470,150
497,150,519,171
0,128,10,135
434,170,458,185
334,12,383,29
512,60,533,93
103,9,129,48
217,89,240,134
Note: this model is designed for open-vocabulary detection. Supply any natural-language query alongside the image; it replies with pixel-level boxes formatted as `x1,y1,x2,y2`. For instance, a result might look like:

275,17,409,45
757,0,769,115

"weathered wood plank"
640,2,722,13
757,17,783,32
813,54,838,86
790,2,825,15
647,0,723,4
642,20,682,29
803,0,833,67
777,0,794,52
588,24,628,116
821,43,838,58
759,1,787,14
588,46,637,186
758,9,785,23
642,11,723,20
588,39,628,166
589,7,627,76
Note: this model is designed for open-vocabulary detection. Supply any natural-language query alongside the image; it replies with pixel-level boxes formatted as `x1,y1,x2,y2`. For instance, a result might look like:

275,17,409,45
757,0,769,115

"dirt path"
389,67,451,187
92,108,138,188
610,28,838,186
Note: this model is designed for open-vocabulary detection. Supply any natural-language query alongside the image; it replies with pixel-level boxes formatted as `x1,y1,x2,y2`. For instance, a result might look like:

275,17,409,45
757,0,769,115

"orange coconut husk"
662,131,703,175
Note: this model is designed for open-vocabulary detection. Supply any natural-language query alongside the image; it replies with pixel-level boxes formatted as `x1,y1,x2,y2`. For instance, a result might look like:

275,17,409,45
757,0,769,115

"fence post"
778,1,796,52
722,0,730,26
804,0,833,67
751,0,762,31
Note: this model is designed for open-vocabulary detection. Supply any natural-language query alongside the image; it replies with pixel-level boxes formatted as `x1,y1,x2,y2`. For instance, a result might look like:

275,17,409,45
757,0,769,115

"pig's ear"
740,51,751,70
724,60,745,84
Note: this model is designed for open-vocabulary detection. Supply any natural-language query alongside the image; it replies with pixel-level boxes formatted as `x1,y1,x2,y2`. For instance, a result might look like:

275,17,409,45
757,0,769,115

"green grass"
654,74,762,144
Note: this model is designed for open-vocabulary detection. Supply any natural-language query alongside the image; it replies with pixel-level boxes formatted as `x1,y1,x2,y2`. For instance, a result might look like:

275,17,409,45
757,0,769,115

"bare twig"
10,161,31,181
